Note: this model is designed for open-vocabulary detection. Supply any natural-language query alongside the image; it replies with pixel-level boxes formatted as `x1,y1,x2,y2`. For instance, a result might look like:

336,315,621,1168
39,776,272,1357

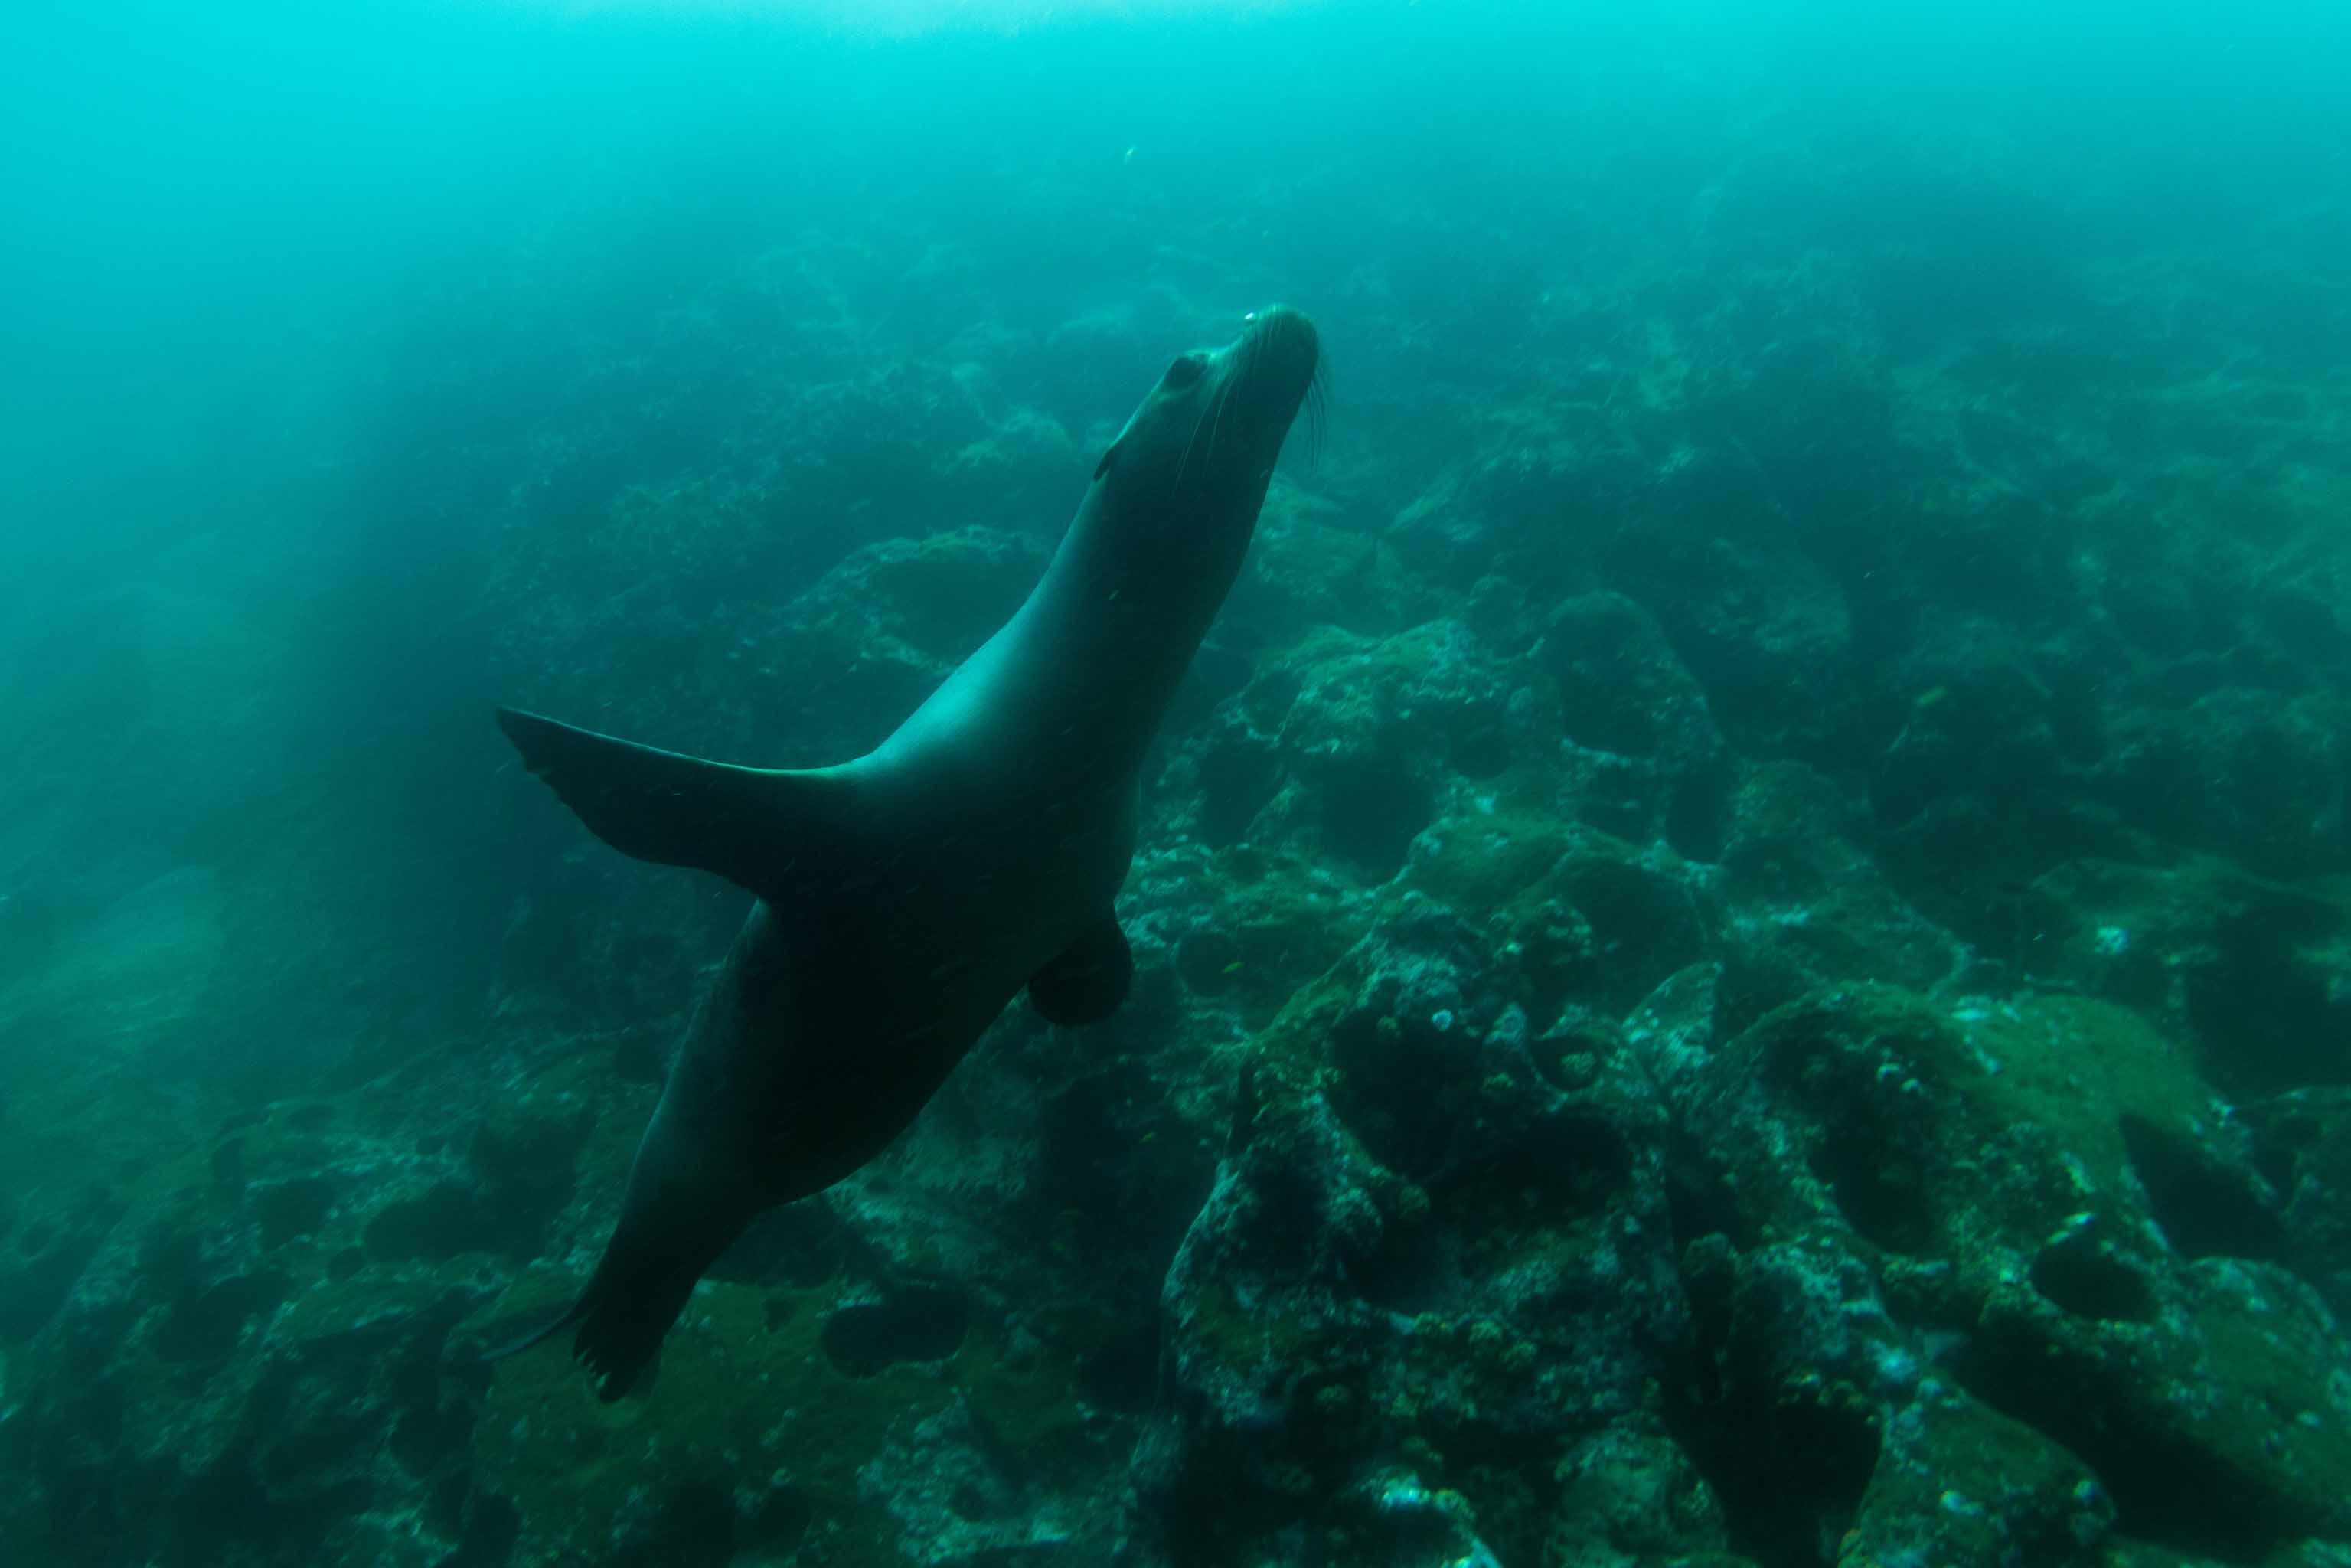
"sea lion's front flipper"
1027,911,1132,1026
497,707,841,900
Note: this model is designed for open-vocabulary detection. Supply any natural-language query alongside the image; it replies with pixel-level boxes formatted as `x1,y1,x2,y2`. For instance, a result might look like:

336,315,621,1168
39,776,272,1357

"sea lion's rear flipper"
480,1298,587,1365
497,707,842,900
479,1211,730,1403
1027,911,1132,1025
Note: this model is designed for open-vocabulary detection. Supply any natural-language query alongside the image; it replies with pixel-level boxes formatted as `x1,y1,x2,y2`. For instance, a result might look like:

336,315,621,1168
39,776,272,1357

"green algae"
1396,796,1582,920
1182,1278,1321,1378
1843,1389,2104,1568
1397,804,1716,1014
472,1275,1099,1568
1724,983,2222,1289
1167,843,1366,1028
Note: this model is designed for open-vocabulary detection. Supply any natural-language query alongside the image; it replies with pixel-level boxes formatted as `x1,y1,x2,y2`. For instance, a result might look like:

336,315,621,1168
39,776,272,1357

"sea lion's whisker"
1301,357,1330,471
1178,374,1238,492
1174,390,1212,491
1205,374,1236,468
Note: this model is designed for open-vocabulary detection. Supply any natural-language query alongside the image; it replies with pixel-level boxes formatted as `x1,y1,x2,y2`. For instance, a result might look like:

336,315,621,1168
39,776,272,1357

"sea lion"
484,306,1321,1399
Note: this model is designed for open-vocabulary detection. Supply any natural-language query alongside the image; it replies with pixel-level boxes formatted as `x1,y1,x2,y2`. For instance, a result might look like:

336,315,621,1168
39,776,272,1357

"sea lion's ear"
1094,441,1120,482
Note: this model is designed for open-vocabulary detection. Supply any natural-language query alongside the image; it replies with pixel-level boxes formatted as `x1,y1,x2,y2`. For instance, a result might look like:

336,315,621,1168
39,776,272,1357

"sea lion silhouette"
485,308,1321,1399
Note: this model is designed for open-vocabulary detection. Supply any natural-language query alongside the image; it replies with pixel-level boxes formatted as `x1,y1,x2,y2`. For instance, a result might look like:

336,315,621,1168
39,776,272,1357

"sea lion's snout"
1236,305,1319,420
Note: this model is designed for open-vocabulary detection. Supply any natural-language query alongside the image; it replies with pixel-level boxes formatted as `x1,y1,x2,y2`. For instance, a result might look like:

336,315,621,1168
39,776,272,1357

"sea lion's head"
1089,306,1321,550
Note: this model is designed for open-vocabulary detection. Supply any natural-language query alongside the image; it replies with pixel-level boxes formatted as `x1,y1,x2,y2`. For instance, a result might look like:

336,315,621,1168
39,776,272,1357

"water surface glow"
509,0,1335,36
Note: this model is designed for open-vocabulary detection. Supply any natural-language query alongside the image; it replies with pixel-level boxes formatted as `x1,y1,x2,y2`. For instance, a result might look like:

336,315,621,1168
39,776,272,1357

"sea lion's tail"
494,707,849,903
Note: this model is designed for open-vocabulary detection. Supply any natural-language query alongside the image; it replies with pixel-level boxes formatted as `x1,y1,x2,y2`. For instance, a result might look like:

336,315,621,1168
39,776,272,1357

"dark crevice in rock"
1665,1250,1882,1568
743,1481,814,1559
1197,742,1282,850
2241,1097,2328,1202
1033,1063,1215,1291
611,1479,739,1568
1448,718,1513,779
1554,857,1709,1014
1075,1318,1161,1411
1665,757,1732,864
1173,924,1244,995
2182,898,2351,1094
1318,757,1430,880
820,1285,969,1377
2029,1231,2160,1325
1955,1334,2313,1559
441,1490,521,1568
154,1271,292,1364
0,1217,113,1345
1810,1115,1935,1258
2118,1115,2286,1262
1449,1110,1634,1217
1712,1395,1881,1568
250,1177,336,1249
1663,1142,1752,1258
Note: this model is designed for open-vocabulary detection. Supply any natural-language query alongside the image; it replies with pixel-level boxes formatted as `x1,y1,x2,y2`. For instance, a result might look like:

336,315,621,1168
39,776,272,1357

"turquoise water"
2,4,2348,1565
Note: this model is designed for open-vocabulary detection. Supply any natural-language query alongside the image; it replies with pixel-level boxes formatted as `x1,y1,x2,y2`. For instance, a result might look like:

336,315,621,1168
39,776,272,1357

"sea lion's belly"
687,771,1133,1202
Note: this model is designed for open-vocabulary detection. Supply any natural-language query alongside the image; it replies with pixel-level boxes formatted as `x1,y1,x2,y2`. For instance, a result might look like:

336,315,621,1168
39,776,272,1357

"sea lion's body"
488,307,1320,1397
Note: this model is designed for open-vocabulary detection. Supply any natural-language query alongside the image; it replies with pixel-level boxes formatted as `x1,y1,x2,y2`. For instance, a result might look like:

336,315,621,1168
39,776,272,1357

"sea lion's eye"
1162,354,1205,390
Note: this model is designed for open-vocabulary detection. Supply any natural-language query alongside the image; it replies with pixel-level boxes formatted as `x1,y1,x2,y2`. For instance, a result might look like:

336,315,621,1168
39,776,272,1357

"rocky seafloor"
3,107,2350,1568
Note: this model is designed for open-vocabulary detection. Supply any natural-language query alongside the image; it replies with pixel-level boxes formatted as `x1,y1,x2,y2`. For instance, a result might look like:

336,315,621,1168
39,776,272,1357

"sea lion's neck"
873,479,1262,787
1019,482,1256,753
